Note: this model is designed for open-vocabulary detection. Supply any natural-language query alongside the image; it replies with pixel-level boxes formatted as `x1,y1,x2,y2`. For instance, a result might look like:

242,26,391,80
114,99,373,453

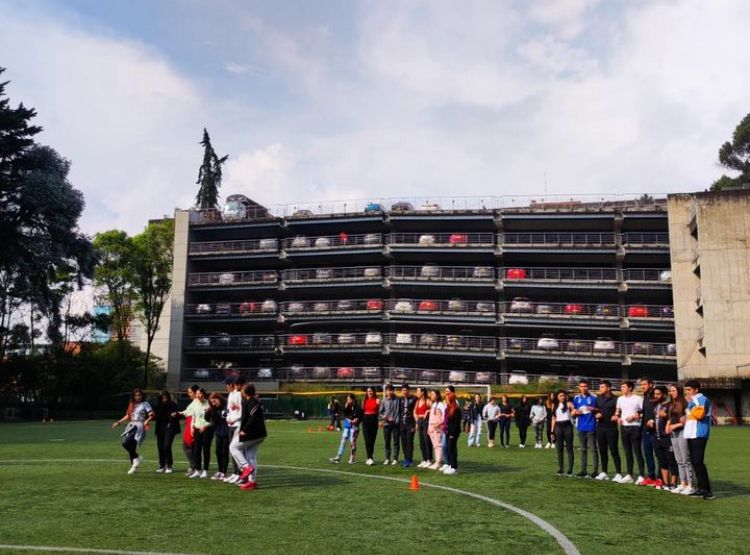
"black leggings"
447,435,459,469
546,413,553,443
417,419,433,462
555,422,574,473
688,437,711,493
621,426,645,477
362,414,379,459
499,418,511,446
596,426,622,474
156,426,178,468
192,427,214,471
487,420,498,440
122,433,139,462
215,434,230,474
517,423,529,445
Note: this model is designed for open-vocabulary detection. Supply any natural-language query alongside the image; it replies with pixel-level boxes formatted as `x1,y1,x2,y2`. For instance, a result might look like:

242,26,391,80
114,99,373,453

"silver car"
420,264,440,278
287,301,304,313
472,266,493,279
315,268,333,279
258,238,278,250
363,233,381,245
314,236,331,248
393,299,415,313
195,303,212,314
363,267,381,278
291,236,310,248
337,333,356,345
418,234,436,246
218,272,235,285
261,300,277,313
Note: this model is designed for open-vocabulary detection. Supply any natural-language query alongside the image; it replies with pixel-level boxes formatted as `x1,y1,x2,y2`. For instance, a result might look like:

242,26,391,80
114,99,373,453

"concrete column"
166,210,191,392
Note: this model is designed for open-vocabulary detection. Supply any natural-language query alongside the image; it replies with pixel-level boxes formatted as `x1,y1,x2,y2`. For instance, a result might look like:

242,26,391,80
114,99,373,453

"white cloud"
517,35,598,76
527,0,600,39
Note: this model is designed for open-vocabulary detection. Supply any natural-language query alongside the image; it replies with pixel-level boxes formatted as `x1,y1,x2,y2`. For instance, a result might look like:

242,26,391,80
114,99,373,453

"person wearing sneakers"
379,384,401,465
515,395,532,449
399,384,417,468
466,394,484,448
497,395,514,448
530,397,547,449
180,385,199,476
414,387,433,468
551,390,575,477
594,381,622,482
224,375,244,484
330,393,363,464
483,397,501,448
665,384,694,495
207,392,230,481
653,386,677,490
683,380,714,500
427,389,445,470
233,384,267,490
154,390,180,474
572,380,598,478
443,385,462,475
362,386,381,466
613,381,645,485
112,388,154,475
174,387,212,479
544,392,555,448
639,377,659,486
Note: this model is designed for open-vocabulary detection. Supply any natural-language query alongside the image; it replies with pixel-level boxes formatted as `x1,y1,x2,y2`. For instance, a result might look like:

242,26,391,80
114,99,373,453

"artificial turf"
0,420,748,555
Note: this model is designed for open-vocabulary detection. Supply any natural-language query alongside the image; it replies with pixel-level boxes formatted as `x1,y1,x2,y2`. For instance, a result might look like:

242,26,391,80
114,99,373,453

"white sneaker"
155,467,165,473
227,474,240,484
635,475,645,485
366,458,374,466
595,472,608,481
680,486,696,496
164,468,173,474
672,484,685,494
127,464,137,475
519,444,525,448
210,472,221,480
383,459,390,465
132,457,141,469
348,456,355,464
440,464,449,471
443,467,457,475
545,443,552,449
428,462,440,470
612,473,623,483
619,474,634,484
199,470,208,479
534,443,541,449
136,456,143,466
188,470,200,479
391,460,399,466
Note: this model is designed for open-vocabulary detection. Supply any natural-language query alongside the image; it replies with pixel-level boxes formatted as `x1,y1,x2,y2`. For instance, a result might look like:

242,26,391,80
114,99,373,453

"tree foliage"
92,230,135,346
711,112,750,190
195,128,228,209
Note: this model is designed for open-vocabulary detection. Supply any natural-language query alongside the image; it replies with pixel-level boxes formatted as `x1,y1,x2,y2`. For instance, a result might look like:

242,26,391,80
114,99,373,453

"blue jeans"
642,431,657,479
467,416,482,446
337,426,359,459
441,433,450,466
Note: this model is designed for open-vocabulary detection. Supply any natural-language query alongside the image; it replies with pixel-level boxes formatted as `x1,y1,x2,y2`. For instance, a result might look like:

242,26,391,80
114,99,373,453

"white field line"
0,458,580,555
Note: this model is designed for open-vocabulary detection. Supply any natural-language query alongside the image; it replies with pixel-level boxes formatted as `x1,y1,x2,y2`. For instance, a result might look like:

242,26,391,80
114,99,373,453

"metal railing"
185,302,278,317
387,333,496,352
620,232,670,246
500,232,615,246
187,270,278,287
622,268,671,283
277,366,385,381
501,337,622,356
281,266,382,283
388,232,495,247
624,305,675,319
625,342,677,357
184,367,276,382
386,299,496,315
283,333,385,349
388,265,495,281
185,335,276,350
500,267,618,282
501,301,621,318
189,238,278,255
193,206,274,225
281,299,384,315
284,233,383,251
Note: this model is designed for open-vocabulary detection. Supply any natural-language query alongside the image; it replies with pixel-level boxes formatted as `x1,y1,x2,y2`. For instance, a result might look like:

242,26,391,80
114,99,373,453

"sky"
1,0,749,235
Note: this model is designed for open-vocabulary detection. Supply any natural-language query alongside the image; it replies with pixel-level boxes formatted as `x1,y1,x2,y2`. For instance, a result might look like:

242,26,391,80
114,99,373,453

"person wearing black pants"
498,395,514,448
415,387,432,466
515,395,531,448
399,384,417,468
154,390,181,473
684,380,714,500
207,392,230,479
551,390,575,475
639,378,658,482
361,387,380,465
379,384,401,464
594,381,622,480
545,392,555,448
443,385,462,475
176,388,213,479
615,381,645,484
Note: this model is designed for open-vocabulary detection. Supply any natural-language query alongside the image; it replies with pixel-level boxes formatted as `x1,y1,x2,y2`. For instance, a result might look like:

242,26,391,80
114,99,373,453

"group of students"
463,394,551,449
328,384,464,475
112,376,267,491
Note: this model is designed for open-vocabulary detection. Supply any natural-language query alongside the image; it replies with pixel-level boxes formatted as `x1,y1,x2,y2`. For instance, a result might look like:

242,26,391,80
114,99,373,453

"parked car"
509,370,529,385
445,336,466,348
390,367,413,380
418,300,439,312
363,267,381,278
337,333,356,345
475,301,495,313
261,299,277,313
312,333,332,345
666,343,677,356
390,201,414,213
659,270,672,282
258,238,278,250
261,271,277,282
418,234,436,246
539,374,558,384
335,299,354,311
314,236,331,248
313,301,330,312
507,338,524,351
312,366,330,379
628,305,650,318
661,306,675,318
566,338,587,352
287,301,304,313
363,233,381,245
366,299,384,311
292,209,314,217
216,333,231,347
449,233,468,246
194,336,211,348
288,335,308,346
593,337,617,353
420,264,440,278
195,303,212,314
505,268,527,280
564,303,584,315
472,266,493,279
291,236,310,248
193,368,210,378
447,299,467,312
364,202,384,213
510,297,533,313
240,301,261,315
238,335,256,348
420,202,440,212
365,331,383,345
336,367,355,379
215,303,232,315
448,370,466,382
257,368,273,379
315,268,333,279
419,370,439,382
393,299,415,313
475,371,493,383
259,336,275,349
218,272,235,285
631,342,652,355
289,365,306,378
595,304,617,317
419,334,439,347
536,334,559,350
536,303,554,315
395,333,414,345
363,367,382,380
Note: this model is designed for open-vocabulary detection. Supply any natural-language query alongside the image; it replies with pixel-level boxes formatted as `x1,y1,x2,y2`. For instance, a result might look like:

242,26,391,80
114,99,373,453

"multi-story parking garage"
166,196,676,391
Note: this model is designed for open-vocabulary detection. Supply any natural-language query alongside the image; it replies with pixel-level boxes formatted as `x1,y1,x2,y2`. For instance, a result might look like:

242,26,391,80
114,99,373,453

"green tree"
711,112,750,190
132,219,174,386
195,128,228,209
92,230,135,348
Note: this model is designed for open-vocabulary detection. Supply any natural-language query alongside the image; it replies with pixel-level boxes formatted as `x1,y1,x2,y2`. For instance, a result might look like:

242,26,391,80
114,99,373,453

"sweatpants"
400,425,415,463
362,414,379,460
621,426,645,477
670,431,693,485
428,429,443,464
417,419,433,462
499,418,511,446
214,434,230,474
228,427,240,474
533,421,544,444
596,426,622,474
555,422,574,473
192,427,214,471
487,420,498,441
230,437,264,482
156,426,178,468
578,430,598,475
642,430,657,479
688,437,711,493
383,424,400,461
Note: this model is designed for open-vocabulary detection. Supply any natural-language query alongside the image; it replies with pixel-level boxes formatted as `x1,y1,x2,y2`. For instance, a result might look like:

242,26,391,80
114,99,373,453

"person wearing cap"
224,375,244,484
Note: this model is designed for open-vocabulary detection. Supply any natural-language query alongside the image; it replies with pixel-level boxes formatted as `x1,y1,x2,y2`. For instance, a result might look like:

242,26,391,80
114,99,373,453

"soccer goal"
382,383,492,400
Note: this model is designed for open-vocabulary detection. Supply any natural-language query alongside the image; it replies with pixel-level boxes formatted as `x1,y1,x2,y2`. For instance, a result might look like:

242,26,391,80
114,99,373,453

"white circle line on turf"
0,459,580,555
0,545,199,555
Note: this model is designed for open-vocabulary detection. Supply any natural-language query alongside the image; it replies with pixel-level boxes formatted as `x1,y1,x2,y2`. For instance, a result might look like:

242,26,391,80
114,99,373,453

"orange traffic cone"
409,475,420,491
307,427,313,433
318,426,323,433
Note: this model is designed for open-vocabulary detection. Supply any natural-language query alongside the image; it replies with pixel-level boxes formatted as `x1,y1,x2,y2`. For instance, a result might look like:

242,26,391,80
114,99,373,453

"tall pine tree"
195,128,228,209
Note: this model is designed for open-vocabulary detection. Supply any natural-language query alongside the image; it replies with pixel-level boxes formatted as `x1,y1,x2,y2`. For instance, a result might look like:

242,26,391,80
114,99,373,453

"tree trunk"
143,338,152,389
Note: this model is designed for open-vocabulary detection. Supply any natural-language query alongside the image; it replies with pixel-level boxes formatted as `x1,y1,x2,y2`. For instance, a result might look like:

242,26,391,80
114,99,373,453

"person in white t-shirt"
112,388,154,475
224,375,245,484
613,381,645,484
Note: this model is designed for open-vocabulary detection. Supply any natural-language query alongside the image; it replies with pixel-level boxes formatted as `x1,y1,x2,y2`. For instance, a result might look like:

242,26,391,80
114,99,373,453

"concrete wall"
166,210,191,391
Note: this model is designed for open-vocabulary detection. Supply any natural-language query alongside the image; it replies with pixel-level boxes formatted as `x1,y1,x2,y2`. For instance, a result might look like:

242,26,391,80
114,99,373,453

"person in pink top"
427,389,445,470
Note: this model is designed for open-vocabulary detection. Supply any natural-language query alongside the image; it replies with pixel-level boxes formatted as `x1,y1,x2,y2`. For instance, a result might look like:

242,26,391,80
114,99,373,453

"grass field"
0,420,748,555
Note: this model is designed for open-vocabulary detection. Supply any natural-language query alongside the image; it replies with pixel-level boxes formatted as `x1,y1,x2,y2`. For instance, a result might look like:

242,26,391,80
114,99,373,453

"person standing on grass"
483,397,501,448
379,384,401,465
530,397,547,449
328,396,342,431
665,384,694,495
545,392,556,448
330,393,363,464
594,380,622,482
515,395,532,449
497,395,514,448
462,399,473,434
427,389,445,470
639,377,659,486
467,393,484,448
653,386,677,489
551,390,575,477
224,375,244,484
613,381,645,485
399,384,417,468
112,388,154,475
362,386,381,466
233,384,267,491
154,390,181,474
443,385,462,475
207,392,230,481
683,380,714,500
179,385,199,476
174,387,212,479
572,380,598,478
414,387,433,467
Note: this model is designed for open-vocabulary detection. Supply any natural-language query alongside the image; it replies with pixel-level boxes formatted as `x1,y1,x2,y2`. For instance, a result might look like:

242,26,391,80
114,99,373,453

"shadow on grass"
711,480,750,498
456,461,524,474
260,468,347,489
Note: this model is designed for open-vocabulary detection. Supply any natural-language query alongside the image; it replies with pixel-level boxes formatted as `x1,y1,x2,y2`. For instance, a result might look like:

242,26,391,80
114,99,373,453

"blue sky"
1,0,749,234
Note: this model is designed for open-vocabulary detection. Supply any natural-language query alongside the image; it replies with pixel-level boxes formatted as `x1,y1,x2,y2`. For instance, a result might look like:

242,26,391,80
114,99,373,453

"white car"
420,264,440,278
365,331,383,345
593,337,617,353
393,299,415,313
363,267,381,278
258,238,278,250
475,301,495,313
509,371,529,385
472,266,493,279
448,370,466,382
418,234,436,246
195,304,212,314
659,270,672,282
363,233,381,245
194,337,211,347
257,368,273,379
536,334,560,350
395,333,413,345
539,374,558,384
287,301,304,313
420,202,441,212
291,236,310,248
475,371,493,383
261,299,277,313
315,268,333,279
510,297,533,313
447,299,466,312
314,236,331,248
337,333,356,345
218,272,235,285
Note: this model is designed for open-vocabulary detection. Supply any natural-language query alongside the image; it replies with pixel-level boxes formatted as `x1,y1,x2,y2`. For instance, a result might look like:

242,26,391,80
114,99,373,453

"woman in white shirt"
112,388,154,475
550,390,575,476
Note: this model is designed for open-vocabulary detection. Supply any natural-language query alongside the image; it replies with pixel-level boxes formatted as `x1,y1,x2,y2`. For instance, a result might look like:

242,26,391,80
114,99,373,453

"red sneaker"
642,478,655,486
240,465,255,480
652,479,664,488
240,480,257,491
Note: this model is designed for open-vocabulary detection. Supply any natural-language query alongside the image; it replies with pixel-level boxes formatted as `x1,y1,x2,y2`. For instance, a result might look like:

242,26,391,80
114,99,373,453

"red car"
367,299,384,311
239,302,261,315
336,367,355,378
288,335,308,346
564,303,584,315
449,233,468,246
506,268,527,280
418,300,439,312
628,305,649,318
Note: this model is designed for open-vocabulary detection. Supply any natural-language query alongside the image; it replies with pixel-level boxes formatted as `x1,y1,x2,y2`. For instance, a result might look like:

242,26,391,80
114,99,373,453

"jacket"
239,397,267,441
595,394,617,429
379,396,401,425
446,402,462,438
515,402,531,425
530,404,546,424
641,389,657,433
400,395,416,428
206,402,230,437
154,400,181,434
343,403,363,427
469,402,484,420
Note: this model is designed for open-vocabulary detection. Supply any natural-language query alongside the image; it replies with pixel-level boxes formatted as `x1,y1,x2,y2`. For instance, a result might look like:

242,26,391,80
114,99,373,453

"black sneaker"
703,492,716,500
689,489,706,497
576,471,588,478
556,470,564,476
566,472,574,477
589,473,598,479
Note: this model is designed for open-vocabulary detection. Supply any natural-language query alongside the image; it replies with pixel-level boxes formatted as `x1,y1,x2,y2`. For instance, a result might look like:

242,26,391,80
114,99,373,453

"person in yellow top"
173,388,212,478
